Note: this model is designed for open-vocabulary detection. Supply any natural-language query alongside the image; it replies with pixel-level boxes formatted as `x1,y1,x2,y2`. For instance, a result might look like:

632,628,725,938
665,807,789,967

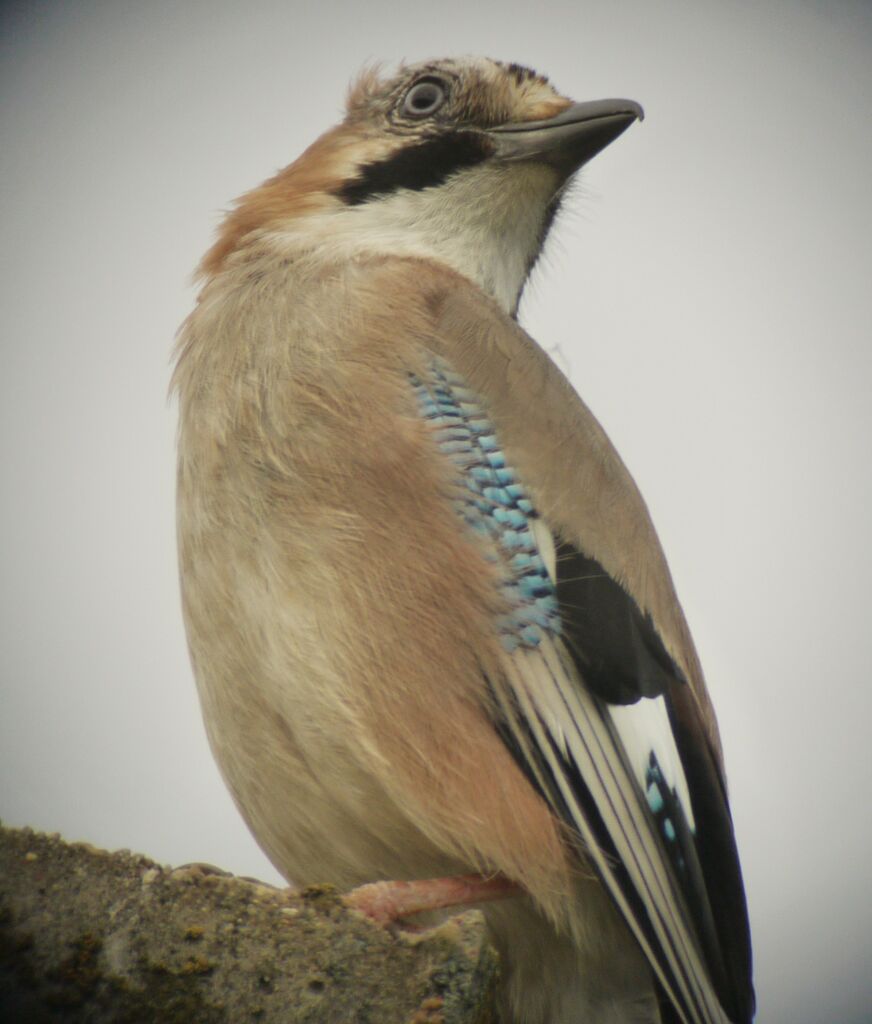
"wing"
413,279,754,1024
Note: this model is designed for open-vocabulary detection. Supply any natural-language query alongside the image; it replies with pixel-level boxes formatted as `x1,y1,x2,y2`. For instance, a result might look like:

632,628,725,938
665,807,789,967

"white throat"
267,163,560,315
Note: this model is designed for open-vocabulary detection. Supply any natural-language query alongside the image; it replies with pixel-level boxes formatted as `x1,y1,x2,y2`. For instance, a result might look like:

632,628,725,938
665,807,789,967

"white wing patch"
529,514,696,834
609,697,696,834
498,639,725,1024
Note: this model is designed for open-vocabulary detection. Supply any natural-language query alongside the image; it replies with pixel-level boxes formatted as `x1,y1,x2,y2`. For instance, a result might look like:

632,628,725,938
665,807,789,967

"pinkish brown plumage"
175,57,753,1024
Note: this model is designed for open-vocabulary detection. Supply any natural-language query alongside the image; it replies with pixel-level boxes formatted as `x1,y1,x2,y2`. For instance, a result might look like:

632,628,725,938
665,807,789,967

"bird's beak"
489,99,643,173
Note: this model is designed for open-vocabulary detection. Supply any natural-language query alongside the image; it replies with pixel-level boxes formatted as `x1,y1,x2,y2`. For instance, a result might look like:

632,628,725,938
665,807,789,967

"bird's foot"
343,872,522,927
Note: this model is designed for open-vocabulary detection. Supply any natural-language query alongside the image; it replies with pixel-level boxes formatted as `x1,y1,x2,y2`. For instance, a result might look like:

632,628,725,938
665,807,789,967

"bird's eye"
402,78,448,118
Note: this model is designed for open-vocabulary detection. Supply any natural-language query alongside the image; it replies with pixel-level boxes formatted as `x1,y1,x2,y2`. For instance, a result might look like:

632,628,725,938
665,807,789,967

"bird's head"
201,57,642,314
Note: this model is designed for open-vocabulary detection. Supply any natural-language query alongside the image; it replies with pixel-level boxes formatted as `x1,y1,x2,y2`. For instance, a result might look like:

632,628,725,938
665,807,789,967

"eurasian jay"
174,57,754,1024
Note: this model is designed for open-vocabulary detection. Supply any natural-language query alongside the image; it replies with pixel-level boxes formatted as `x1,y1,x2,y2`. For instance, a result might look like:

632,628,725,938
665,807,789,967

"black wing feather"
554,536,755,1022
555,540,685,702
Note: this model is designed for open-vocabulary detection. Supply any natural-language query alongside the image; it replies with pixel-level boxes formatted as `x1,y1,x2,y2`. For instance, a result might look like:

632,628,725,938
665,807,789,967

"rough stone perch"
0,823,499,1022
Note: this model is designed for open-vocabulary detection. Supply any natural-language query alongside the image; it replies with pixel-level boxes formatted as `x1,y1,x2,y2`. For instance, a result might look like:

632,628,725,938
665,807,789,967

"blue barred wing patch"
409,358,752,1024
410,358,560,652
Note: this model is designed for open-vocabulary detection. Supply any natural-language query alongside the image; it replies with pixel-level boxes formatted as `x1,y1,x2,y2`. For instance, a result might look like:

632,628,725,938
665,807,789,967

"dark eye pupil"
403,79,446,117
412,85,438,109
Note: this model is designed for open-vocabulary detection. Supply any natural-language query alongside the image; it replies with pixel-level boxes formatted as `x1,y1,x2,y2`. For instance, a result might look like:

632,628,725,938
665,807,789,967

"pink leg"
344,873,523,926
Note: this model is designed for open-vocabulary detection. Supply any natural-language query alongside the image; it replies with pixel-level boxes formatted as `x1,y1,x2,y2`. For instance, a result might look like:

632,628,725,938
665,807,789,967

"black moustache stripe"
337,131,493,205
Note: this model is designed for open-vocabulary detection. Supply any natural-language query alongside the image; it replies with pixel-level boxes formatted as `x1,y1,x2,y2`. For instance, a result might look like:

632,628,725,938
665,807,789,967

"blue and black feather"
411,356,754,1024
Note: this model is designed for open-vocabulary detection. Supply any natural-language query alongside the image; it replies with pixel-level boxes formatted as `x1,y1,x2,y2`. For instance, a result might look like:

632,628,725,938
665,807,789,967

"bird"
173,57,754,1024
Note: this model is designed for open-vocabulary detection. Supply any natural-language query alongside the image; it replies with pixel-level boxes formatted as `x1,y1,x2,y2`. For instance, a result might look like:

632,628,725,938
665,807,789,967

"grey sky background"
2,1,870,1020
